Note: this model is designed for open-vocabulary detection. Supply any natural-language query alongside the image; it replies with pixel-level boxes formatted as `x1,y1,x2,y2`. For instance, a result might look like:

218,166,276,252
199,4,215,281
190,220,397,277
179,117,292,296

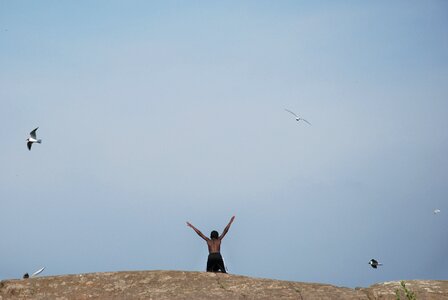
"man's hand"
186,222,209,241
219,215,235,240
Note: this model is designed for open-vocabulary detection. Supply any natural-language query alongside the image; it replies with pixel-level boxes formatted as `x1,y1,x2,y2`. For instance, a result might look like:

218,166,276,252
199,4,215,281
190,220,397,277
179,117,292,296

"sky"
1,0,447,288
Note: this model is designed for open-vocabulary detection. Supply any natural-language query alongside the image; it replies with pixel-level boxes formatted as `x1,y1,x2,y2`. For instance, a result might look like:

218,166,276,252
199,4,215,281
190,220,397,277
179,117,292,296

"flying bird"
434,209,441,214
31,267,45,277
284,109,311,125
23,267,45,279
369,259,382,269
26,127,42,150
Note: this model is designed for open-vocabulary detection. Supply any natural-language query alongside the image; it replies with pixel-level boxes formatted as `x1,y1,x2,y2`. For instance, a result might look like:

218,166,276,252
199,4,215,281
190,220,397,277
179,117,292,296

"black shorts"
207,252,226,273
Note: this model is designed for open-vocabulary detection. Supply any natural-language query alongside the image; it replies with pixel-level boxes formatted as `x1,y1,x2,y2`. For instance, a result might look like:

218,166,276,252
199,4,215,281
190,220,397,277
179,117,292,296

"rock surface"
0,270,447,299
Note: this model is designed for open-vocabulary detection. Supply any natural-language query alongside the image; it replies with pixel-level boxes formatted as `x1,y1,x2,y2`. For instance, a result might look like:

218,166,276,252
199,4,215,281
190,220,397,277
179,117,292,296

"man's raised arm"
186,222,209,241
219,216,235,240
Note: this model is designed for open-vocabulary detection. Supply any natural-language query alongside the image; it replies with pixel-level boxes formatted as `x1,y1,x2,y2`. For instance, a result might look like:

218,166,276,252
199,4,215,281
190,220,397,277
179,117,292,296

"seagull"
22,267,45,279
31,267,45,277
284,109,311,125
26,127,42,150
434,209,441,214
369,259,382,269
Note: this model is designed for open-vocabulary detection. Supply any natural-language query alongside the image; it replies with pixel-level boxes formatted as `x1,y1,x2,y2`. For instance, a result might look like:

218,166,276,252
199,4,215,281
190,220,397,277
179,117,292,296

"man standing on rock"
186,216,235,273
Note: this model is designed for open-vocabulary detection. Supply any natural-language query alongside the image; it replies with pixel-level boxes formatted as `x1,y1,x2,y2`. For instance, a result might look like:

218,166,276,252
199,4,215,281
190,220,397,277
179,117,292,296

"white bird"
284,109,311,125
31,267,45,277
434,209,441,214
369,259,382,269
26,127,42,150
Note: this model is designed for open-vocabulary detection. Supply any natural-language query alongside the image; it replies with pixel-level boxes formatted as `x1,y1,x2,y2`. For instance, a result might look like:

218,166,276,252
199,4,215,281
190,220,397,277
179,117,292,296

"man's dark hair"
210,230,219,239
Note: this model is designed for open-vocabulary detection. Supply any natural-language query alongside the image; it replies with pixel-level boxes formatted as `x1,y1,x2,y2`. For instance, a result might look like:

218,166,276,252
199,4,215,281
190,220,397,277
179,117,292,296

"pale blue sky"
1,1,447,287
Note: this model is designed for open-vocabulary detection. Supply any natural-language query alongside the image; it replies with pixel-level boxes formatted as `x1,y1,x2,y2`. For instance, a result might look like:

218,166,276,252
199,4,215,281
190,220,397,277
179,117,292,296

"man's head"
210,230,219,239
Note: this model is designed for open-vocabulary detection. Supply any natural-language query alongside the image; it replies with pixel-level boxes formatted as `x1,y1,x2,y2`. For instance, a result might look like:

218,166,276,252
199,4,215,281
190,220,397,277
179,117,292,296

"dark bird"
284,109,311,125
369,259,382,269
26,127,42,150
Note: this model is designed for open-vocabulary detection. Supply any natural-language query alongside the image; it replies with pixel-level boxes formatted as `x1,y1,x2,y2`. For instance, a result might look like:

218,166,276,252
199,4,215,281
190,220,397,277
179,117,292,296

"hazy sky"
1,1,447,288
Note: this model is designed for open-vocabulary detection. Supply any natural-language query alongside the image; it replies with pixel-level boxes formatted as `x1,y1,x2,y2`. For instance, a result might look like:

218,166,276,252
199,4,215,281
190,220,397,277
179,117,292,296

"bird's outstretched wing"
27,141,33,151
30,127,39,139
301,118,312,125
284,109,298,118
31,267,45,277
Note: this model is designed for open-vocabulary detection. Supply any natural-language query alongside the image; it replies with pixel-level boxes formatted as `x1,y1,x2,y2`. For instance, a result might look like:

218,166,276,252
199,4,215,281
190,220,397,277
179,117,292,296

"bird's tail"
37,139,42,143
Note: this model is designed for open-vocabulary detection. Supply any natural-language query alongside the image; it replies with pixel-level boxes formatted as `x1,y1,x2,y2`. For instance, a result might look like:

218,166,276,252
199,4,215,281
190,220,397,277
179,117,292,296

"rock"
0,270,447,299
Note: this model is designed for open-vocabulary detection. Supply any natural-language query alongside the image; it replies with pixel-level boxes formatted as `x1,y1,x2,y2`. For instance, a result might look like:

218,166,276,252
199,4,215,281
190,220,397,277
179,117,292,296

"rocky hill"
0,270,447,299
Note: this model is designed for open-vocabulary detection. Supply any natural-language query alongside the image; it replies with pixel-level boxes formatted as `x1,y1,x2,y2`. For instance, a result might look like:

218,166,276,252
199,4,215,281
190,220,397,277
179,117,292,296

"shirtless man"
186,216,235,273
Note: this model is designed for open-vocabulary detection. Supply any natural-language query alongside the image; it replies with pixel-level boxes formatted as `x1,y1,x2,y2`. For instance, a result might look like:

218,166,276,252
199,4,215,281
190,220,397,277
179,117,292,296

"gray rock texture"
0,270,447,299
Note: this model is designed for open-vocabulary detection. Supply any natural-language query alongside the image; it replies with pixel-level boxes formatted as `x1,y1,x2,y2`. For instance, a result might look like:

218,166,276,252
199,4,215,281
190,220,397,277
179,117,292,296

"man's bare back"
207,238,221,253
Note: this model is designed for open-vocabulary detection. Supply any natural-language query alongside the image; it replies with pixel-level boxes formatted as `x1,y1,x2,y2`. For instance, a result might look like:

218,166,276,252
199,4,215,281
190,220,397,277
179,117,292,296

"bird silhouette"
284,109,311,125
26,127,42,150
369,259,382,269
